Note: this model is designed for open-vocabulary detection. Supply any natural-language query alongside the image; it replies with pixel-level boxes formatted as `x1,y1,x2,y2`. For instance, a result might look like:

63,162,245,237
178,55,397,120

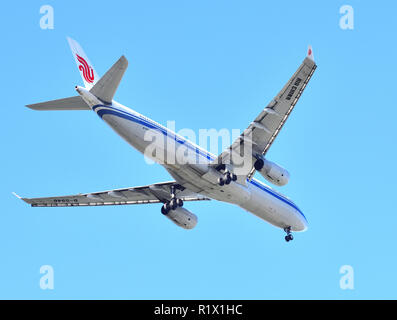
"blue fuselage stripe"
94,105,213,160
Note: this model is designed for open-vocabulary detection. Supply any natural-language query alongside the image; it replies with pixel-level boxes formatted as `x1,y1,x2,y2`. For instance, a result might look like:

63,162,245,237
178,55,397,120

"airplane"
16,37,317,242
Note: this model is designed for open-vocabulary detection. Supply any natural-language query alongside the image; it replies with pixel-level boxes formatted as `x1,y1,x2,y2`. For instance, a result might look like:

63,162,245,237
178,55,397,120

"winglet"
12,192,30,204
307,45,314,62
12,192,22,199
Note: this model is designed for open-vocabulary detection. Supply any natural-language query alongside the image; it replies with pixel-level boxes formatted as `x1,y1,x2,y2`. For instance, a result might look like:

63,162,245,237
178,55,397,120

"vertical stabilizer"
67,37,99,89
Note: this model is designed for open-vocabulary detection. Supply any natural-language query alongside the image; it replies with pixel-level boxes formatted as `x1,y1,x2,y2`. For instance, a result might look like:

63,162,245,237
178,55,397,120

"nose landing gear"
284,226,294,242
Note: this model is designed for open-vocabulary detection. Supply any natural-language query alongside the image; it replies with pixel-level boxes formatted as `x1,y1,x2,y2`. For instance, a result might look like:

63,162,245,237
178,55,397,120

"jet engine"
254,158,290,186
162,206,198,229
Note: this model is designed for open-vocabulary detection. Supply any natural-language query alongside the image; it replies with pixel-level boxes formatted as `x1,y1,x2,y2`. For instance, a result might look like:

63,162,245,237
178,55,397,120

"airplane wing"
16,181,210,207
211,47,317,180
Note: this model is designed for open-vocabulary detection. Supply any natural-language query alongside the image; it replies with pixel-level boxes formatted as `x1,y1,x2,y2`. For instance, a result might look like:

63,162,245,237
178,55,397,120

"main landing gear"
284,226,294,242
218,171,237,186
160,185,184,215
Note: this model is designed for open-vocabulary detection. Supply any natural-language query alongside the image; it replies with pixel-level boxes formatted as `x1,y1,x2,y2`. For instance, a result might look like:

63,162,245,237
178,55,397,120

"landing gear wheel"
219,171,236,186
283,227,293,242
176,198,184,207
161,204,169,215
170,199,178,210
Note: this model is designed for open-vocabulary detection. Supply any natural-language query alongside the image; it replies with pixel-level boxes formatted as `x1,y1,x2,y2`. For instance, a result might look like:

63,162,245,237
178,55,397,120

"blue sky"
1,0,396,299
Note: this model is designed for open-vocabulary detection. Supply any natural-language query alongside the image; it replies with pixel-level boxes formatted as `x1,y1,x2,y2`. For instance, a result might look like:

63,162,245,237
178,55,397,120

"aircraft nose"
300,220,309,232
293,210,308,232
292,220,308,232
298,216,308,232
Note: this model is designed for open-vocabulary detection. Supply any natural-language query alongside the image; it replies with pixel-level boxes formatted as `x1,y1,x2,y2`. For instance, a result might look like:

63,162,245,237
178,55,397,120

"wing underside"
18,181,210,207
211,49,317,181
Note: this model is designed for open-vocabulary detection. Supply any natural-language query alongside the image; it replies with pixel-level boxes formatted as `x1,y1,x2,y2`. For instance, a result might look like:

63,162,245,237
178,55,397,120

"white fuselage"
77,87,307,232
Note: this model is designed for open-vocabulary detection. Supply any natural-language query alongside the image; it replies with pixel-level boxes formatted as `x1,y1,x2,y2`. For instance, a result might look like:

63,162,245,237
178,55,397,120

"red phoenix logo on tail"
76,54,94,83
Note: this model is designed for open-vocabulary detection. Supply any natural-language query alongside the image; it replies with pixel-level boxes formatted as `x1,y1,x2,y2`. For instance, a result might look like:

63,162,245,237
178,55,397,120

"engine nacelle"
164,207,198,229
254,158,290,186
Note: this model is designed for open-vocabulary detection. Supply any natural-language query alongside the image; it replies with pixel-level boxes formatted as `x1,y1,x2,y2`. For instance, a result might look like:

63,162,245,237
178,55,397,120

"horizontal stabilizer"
26,95,90,110
89,56,128,103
